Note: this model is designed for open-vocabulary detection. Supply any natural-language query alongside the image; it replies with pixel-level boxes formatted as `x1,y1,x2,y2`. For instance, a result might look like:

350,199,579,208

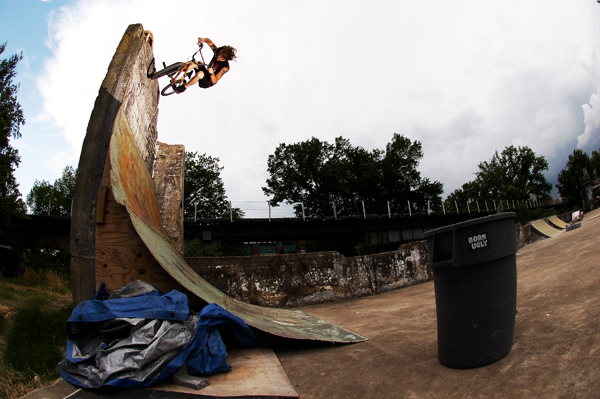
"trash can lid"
424,212,516,238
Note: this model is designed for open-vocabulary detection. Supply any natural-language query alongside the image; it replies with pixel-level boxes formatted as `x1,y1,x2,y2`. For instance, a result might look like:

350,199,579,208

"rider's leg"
185,70,204,88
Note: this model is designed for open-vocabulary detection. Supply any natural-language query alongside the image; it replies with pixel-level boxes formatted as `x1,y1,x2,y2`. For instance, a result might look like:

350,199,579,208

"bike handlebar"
192,43,206,65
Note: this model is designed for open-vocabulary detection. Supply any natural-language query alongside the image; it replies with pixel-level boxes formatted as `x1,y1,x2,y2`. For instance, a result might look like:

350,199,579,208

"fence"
193,198,560,221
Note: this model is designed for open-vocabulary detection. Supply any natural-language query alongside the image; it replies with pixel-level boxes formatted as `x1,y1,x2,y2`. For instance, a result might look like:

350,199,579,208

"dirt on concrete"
274,209,600,398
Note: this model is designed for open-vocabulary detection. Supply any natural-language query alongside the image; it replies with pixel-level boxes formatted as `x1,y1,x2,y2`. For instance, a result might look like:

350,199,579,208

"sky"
1,0,600,218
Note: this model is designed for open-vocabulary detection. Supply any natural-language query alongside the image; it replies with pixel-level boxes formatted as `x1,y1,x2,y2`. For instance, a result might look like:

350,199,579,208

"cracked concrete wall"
185,240,431,308
153,142,185,255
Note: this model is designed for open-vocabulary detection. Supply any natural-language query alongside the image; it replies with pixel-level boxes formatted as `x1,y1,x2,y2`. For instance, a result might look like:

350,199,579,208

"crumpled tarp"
59,280,257,389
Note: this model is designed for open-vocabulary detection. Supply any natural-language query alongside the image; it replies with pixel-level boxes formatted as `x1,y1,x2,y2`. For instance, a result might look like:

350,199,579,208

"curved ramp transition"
109,103,367,343
531,220,562,238
547,215,568,230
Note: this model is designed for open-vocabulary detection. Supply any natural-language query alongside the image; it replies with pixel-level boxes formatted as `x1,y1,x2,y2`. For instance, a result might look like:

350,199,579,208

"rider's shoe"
174,85,187,94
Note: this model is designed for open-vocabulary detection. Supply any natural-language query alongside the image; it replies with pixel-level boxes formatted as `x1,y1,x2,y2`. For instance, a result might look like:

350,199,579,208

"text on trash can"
468,233,488,250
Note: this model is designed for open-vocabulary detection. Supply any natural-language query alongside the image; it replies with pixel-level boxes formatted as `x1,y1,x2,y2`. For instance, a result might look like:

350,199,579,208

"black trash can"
423,212,517,369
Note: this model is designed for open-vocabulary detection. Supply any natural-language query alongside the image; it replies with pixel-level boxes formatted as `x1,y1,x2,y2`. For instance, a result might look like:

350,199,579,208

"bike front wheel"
149,62,185,80
161,82,185,96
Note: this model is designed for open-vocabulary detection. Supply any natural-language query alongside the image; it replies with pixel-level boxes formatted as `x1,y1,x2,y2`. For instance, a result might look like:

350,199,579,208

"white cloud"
578,18,600,153
34,0,600,214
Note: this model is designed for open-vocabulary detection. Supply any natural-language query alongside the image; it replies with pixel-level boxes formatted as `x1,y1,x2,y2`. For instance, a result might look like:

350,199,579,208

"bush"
18,268,70,293
184,238,250,257
3,297,73,378
21,246,70,275
514,205,558,225
0,312,7,336
356,242,375,255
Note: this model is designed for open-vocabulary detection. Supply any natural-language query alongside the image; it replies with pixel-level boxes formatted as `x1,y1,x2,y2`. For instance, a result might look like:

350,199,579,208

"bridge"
2,210,500,253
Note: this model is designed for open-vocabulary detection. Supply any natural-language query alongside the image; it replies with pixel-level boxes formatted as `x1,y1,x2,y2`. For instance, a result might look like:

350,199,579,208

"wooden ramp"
547,215,568,230
71,23,366,344
108,102,367,343
531,220,562,238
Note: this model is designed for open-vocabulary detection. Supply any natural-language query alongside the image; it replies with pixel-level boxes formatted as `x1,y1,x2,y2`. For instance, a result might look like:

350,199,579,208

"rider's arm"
198,37,217,52
210,67,229,85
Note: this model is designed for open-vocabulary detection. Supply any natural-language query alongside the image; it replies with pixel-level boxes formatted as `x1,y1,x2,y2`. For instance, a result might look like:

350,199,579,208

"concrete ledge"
186,240,432,308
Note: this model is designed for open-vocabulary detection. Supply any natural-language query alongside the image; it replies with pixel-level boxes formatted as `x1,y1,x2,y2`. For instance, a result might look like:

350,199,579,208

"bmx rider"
175,37,237,92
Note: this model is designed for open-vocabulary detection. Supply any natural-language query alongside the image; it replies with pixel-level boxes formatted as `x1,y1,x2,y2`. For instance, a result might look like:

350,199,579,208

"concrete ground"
24,209,600,399
275,208,600,398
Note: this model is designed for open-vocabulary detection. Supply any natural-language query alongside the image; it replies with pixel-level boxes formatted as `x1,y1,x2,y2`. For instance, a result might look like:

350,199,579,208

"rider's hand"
208,67,214,74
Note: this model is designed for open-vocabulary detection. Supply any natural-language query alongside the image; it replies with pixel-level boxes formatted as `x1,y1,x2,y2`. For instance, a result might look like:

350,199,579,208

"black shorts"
196,65,213,88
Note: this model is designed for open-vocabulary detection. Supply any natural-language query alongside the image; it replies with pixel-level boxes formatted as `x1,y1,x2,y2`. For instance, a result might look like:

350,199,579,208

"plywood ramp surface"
547,215,568,229
108,102,366,343
531,220,562,238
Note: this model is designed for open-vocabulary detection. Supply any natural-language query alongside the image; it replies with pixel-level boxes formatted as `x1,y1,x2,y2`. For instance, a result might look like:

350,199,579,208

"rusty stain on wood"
109,102,367,343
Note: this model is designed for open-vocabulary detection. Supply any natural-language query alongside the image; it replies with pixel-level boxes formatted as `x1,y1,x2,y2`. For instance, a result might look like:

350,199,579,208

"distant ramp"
531,220,562,238
547,215,568,230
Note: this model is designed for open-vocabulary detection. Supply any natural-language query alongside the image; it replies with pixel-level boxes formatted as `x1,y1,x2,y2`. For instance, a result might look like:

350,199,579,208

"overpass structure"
186,211,488,254
0,210,487,253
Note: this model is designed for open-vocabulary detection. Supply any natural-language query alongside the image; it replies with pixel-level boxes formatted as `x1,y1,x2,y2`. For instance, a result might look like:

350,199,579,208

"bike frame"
164,43,206,87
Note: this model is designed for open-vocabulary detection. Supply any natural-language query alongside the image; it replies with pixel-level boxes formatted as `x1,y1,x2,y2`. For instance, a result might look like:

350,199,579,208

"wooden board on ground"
153,347,299,398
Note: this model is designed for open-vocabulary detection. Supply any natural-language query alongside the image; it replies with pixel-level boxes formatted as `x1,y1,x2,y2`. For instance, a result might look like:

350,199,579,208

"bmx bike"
148,43,206,96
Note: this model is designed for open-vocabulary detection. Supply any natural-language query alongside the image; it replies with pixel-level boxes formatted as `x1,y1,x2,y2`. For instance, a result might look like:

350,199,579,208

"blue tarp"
59,281,257,389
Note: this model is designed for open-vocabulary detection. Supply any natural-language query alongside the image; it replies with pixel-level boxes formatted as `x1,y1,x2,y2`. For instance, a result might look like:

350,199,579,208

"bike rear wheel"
149,62,185,79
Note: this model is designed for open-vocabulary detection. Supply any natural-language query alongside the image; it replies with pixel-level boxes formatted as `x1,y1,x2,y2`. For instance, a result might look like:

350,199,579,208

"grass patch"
18,268,71,294
4,297,73,377
0,275,73,399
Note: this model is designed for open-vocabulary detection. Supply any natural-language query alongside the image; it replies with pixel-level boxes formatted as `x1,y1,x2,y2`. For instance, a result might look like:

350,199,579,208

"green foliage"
26,166,76,216
591,149,600,178
21,246,71,275
556,149,596,209
446,145,552,209
0,274,72,399
0,43,26,225
3,297,73,378
184,152,244,219
262,134,444,217
356,242,375,255
184,238,250,257
513,204,557,225
303,238,357,256
0,312,6,336
184,238,206,257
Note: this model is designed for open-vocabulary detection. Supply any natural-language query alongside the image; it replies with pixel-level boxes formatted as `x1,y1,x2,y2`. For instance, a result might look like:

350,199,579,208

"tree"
448,145,552,209
184,152,243,219
262,136,347,217
0,42,26,224
380,133,443,213
262,133,444,217
27,166,77,216
556,149,595,209
591,149,600,179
